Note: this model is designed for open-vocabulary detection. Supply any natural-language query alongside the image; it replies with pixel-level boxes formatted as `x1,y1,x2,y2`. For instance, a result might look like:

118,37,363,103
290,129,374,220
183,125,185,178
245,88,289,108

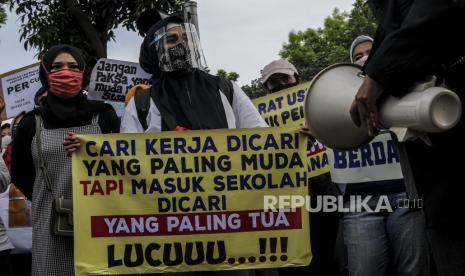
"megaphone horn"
304,63,462,150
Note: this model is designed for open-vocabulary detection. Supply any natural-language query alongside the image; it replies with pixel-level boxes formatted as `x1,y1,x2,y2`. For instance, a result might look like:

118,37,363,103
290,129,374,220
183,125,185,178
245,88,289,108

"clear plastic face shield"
150,22,207,72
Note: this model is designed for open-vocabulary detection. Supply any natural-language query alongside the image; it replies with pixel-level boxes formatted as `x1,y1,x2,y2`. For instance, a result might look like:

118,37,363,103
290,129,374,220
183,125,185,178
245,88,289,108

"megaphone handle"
395,142,420,202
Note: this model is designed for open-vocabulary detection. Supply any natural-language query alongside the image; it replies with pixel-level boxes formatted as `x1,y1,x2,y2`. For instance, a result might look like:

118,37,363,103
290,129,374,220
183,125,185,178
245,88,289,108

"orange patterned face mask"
46,69,84,98
42,60,84,98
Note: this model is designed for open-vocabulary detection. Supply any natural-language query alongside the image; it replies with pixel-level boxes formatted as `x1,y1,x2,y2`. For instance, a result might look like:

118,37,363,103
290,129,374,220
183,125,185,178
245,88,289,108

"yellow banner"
252,82,311,127
252,83,329,178
307,141,330,178
73,127,311,275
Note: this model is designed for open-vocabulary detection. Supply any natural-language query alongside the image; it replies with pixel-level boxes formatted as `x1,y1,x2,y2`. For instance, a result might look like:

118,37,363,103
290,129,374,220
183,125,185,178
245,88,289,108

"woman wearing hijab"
121,15,267,132
10,44,119,276
120,15,277,276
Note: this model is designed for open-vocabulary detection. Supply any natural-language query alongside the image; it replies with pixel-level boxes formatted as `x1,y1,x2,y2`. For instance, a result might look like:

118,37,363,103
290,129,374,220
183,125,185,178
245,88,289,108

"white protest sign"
88,58,151,103
0,64,40,120
328,132,404,184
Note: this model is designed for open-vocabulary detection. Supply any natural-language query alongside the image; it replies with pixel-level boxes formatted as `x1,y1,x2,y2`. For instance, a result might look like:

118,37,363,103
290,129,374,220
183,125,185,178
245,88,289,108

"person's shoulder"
198,70,219,81
99,103,119,117
125,84,151,106
96,103,121,133
17,111,36,128
12,110,37,139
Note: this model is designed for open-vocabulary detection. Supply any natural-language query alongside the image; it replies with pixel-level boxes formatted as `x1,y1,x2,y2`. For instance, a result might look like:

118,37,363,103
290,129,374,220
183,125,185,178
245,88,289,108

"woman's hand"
63,132,81,156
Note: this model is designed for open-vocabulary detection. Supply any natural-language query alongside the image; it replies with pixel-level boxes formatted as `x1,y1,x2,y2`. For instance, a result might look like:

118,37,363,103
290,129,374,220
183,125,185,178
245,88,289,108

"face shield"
150,22,207,72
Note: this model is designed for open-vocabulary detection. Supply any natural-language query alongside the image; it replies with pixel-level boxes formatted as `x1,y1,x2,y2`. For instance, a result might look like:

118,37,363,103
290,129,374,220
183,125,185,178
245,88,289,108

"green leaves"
242,78,266,100
0,0,7,27
241,0,376,98
8,0,187,62
280,0,376,82
217,69,240,82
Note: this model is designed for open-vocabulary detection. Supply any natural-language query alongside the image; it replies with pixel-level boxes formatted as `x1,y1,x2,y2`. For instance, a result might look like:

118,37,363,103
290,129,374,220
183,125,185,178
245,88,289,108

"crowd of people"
1,0,465,275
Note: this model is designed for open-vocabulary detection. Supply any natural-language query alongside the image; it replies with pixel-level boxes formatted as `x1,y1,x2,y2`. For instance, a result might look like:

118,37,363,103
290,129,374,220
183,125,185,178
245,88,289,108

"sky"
0,0,355,86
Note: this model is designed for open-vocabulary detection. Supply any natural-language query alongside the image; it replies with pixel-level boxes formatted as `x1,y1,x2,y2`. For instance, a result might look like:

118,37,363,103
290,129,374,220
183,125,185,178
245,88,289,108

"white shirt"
120,81,267,133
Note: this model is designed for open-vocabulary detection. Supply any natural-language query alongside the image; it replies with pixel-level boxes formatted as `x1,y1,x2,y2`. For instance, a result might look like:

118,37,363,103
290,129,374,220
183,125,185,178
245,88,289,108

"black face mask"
167,43,192,71
269,82,298,93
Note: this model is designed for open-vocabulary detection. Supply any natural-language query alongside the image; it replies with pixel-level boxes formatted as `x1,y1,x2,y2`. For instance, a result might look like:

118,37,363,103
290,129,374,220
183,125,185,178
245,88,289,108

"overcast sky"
0,0,354,86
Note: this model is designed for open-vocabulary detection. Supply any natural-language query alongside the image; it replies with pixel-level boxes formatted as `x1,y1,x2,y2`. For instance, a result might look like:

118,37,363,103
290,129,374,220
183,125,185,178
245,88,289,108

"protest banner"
88,58,151,102
0,63,40,120
307,140,330,179
328,131,403,184
73,126,311,275
252,83,330,178
252,82,311,128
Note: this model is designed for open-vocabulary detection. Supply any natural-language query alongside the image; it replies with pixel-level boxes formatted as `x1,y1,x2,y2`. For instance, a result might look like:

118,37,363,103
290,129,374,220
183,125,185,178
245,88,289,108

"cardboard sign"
0,63,40,120
88,58,151,103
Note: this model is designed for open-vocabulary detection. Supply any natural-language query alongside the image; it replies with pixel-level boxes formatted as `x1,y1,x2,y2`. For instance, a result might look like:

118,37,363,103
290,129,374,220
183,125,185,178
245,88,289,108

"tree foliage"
279,0,376,82
242,0,376,99
241,78,267,99
0,0,7,27
217,69,240,82
8,0,186,63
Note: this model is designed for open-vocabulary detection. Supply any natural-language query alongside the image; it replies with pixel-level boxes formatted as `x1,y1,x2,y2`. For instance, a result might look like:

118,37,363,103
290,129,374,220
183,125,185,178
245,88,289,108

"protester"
349,35,372,66
1,123,11,138
0,124,12,167
64,14,275,276
121,15,267,133
350,2,465,275
119,15,274,276
0,158,14,276
261,59,342,276
10,44,119,276
1,132,12,169
339,35,429,276
260,59,315,140
1,131,11,157
0,123,11,168
261,59,300,93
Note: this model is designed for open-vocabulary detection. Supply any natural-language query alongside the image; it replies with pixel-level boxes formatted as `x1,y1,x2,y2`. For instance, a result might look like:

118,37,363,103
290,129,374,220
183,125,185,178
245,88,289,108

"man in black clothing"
350,1,465,275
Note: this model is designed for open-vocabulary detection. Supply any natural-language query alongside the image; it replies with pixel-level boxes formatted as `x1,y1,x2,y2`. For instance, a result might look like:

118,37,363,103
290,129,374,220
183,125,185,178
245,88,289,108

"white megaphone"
304,63,462,150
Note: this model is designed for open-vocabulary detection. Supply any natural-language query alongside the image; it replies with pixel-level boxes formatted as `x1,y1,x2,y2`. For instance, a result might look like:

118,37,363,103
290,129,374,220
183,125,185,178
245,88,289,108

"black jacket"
364,0,465,228
364,0,465,96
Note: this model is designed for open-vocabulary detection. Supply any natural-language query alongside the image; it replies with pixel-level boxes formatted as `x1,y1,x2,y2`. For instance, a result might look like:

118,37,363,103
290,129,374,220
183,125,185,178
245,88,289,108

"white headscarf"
349,35,374,63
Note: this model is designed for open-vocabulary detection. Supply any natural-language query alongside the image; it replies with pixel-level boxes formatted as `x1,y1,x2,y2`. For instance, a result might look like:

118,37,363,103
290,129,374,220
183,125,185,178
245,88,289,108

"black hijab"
139,16,229,131
38,44,106,124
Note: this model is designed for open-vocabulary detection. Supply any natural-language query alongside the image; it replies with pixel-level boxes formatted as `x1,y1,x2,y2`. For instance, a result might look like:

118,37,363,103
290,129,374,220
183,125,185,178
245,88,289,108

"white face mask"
1,135,11,150
354,55,369,66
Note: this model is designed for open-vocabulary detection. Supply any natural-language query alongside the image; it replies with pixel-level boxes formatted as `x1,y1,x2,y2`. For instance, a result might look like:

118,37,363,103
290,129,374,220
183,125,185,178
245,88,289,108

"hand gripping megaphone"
304,63,462,150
